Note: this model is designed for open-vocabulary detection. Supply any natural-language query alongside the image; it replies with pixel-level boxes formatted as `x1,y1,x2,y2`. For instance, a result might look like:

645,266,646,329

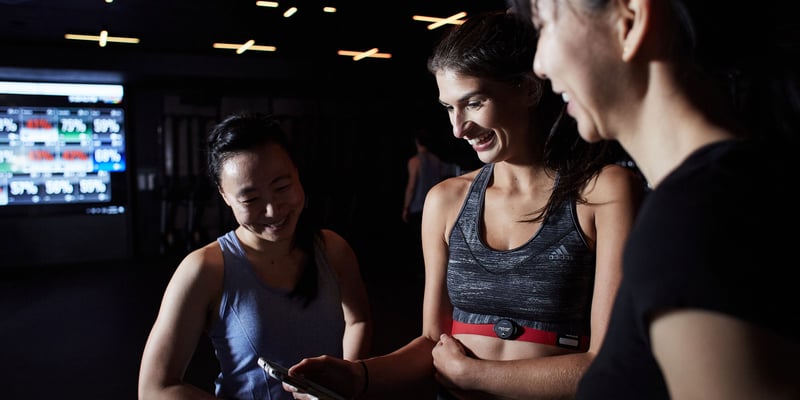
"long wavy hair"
427,10,629,222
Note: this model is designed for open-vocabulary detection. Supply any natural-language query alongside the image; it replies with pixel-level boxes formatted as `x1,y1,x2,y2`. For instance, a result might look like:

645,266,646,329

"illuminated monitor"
0,80,131,266
0,81,126,210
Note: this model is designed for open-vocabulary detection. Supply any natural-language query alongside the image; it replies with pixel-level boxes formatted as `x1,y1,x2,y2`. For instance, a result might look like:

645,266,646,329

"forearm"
138,382,219,400
361,336,438,398
456,353,591,400
343,320,372,360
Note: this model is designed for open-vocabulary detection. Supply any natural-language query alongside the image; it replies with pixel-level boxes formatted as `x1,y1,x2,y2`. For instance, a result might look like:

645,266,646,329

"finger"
283,382,297,392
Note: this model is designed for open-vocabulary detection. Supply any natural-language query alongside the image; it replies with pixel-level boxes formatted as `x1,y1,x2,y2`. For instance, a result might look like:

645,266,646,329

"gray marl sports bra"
447,163,596,343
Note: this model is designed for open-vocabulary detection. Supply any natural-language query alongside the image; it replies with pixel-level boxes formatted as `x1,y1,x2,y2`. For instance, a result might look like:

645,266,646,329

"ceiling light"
213,41,276,53
256,1,279,7
412,12,467,29
323,6,336,13
337,48,392,60
65,31,140,46
283,7,297,17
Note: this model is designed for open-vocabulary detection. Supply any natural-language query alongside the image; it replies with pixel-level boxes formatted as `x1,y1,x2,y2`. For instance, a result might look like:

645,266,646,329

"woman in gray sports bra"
283,11,644,400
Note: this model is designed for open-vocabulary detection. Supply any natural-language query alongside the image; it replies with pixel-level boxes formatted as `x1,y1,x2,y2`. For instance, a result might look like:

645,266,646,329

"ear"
616,0,650,62
522,73,543,108
218,186,232,206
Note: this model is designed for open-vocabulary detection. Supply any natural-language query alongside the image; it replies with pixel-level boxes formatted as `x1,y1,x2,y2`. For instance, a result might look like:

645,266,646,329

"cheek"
231,204,260,224
287,187,306,211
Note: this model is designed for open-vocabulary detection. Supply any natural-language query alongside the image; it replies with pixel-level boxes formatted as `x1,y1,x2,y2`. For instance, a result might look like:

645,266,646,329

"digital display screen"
0,81,126,207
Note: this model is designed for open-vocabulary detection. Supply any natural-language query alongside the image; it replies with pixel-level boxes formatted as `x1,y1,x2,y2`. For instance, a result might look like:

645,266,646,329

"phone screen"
257,357,347,400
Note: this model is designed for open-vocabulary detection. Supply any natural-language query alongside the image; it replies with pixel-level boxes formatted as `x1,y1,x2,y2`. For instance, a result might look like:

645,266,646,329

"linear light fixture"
412,12,467,30
65,30,140,46
323,6,336,13
213,41,276,53
337,48,392,60
283,6,297,17
255,1,279,7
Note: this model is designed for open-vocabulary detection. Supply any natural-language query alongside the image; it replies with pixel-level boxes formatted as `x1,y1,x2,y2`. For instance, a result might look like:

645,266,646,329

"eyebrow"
440,88,484,107
233,173,292,198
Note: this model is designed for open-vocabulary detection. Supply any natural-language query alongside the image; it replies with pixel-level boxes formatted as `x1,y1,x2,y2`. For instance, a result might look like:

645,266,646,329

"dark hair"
207,112,319,307
428,10,626,221
507,0,800,146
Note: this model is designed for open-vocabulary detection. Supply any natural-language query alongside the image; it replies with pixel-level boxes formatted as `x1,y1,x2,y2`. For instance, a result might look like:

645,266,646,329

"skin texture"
138,140,372,399
528,0,800,399
286,65,642,400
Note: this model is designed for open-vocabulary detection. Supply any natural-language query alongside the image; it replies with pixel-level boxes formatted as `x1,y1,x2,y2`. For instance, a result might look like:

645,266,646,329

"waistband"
451,320,590,351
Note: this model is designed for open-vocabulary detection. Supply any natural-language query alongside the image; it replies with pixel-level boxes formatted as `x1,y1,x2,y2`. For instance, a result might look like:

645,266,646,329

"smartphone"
257,357,347,400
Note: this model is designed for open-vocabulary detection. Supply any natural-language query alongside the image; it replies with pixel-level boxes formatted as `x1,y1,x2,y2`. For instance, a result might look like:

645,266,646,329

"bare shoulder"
425,168,478,209
318,229,358,273
171,240,225,291
318,229,353,254
583,163,645,204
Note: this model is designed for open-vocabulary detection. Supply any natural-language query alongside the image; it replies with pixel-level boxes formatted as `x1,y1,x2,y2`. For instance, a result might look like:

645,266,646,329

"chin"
577,123,606,143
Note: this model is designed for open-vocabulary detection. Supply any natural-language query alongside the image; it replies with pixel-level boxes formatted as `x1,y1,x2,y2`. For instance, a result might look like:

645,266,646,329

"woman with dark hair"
509,0,800,398
139,112,372,399
283,11,643,400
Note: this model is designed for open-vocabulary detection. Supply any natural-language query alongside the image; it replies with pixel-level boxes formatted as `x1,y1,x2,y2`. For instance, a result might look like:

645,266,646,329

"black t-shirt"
577,139,799,399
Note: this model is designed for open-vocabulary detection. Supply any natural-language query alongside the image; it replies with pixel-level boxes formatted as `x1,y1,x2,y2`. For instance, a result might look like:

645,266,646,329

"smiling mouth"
265,216,289,229
466,131,493,146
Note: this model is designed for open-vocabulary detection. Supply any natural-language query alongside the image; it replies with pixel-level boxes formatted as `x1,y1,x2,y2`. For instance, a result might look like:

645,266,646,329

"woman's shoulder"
583,163,646,203
317,229,357,262
165,240,225,301
318,229,348,250
317,229,360,280
427,166,482,202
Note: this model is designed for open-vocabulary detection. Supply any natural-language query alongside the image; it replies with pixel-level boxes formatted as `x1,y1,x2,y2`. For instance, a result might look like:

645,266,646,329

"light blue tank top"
447,163,596,335
210,230,345,400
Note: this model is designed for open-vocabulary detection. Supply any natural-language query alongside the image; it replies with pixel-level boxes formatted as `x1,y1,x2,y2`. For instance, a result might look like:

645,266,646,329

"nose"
533,51,547,80
264,202,276,217
450,109,468,139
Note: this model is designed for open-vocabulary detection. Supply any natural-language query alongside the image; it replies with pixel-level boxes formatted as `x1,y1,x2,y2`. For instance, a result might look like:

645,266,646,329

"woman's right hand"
287,355,364,399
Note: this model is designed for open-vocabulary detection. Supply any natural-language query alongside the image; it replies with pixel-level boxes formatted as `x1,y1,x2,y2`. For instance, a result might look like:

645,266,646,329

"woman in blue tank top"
138,112,372,399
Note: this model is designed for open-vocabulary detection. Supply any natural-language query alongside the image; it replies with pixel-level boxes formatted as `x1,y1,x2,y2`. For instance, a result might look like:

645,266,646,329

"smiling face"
531,0,625,142
436,68,536,165
218,142,305,243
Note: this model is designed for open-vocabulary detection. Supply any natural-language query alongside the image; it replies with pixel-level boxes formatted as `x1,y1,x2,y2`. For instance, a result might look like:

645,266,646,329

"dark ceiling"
0,0,509,89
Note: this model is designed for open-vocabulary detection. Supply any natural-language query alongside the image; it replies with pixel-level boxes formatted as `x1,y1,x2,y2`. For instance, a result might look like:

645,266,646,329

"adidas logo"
549,245,573,261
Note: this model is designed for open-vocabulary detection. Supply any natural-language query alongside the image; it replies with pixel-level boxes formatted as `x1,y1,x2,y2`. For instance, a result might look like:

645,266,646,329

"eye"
466,100,483,110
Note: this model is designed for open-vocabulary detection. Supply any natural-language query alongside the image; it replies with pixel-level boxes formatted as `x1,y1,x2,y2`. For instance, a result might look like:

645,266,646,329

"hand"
282,382,319,400
285,355,361,399
432,333,474,391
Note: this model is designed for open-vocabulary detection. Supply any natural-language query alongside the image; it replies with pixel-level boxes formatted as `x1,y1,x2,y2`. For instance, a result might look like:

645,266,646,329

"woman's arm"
651,308,800,400
287,178,464,400
138,245,224,400
321,229,373,360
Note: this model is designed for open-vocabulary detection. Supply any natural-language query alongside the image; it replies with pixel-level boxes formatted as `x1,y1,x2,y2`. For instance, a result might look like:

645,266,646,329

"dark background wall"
0,41,483,274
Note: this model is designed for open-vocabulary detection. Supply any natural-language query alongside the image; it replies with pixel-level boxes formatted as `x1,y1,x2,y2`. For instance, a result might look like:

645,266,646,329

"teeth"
466,131,491,145
562,92,570,103
268,216,288,228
